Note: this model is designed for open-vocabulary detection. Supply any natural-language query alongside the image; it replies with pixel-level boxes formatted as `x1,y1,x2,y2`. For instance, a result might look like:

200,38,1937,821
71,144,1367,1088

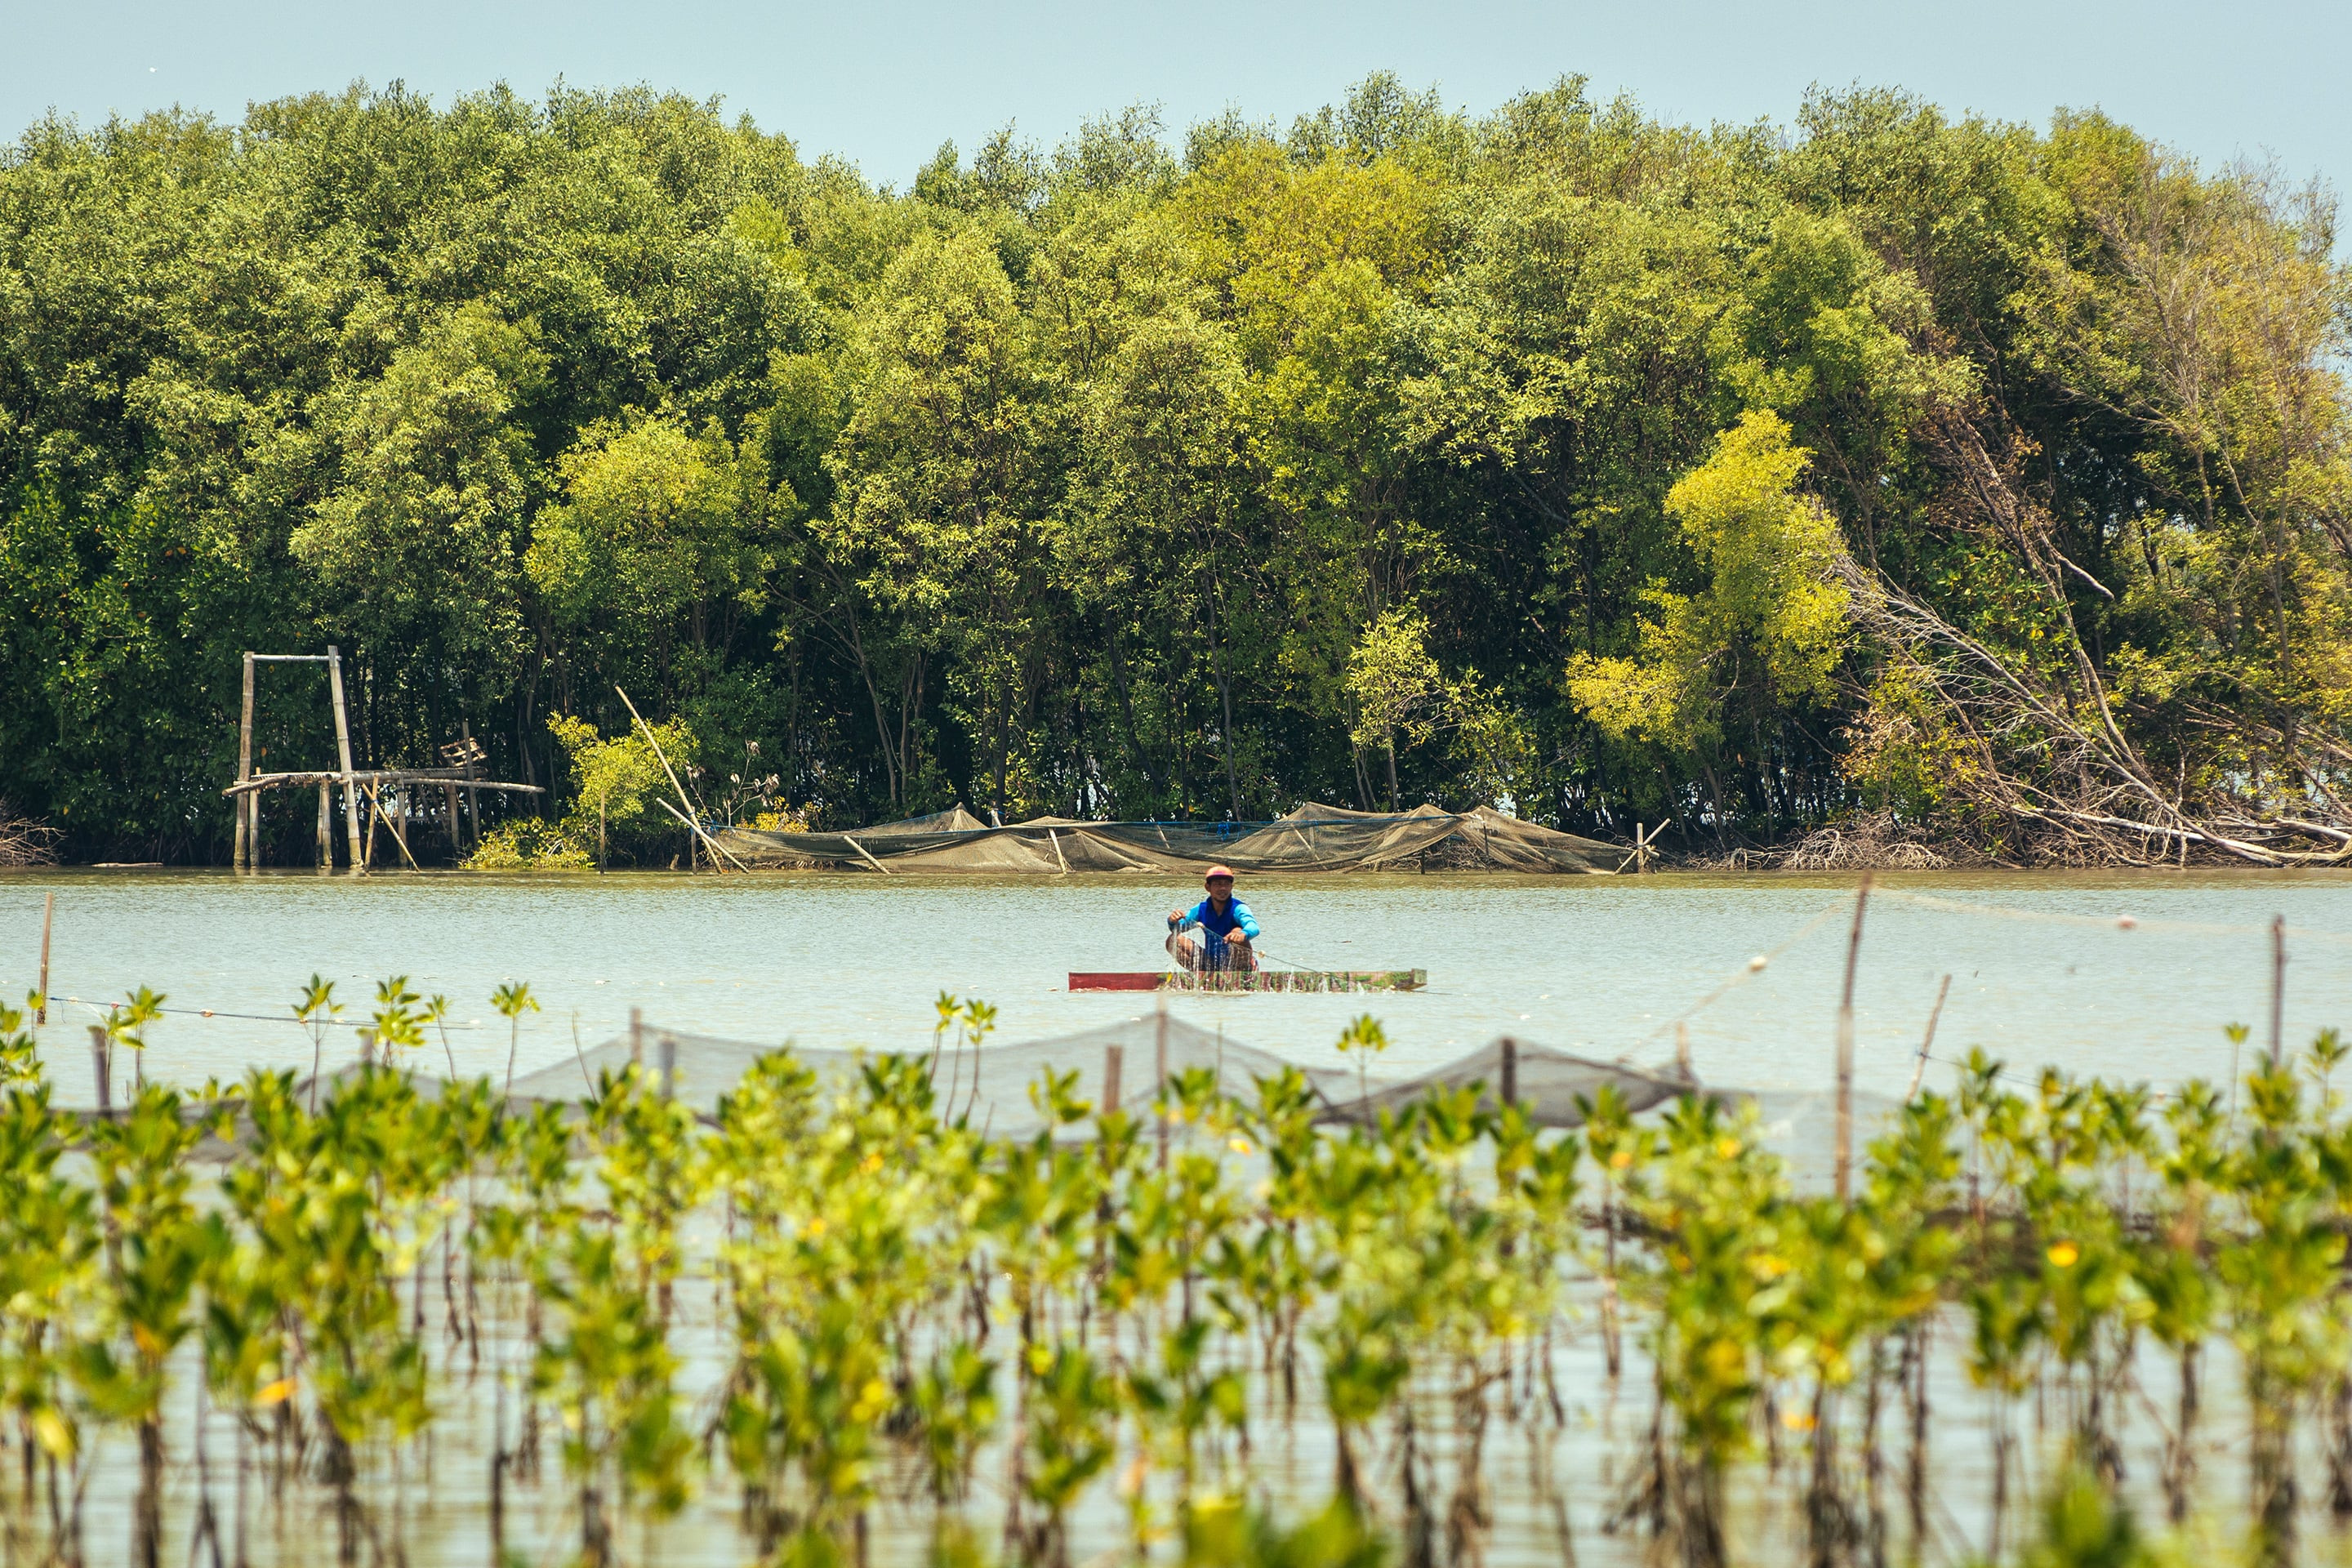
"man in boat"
1167,865,1259,972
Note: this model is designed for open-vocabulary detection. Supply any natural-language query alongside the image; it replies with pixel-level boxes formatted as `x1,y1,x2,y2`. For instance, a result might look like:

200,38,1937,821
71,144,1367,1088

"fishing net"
1318,1038,1698,1129
716,801,1620,875
503,1016,1704,1141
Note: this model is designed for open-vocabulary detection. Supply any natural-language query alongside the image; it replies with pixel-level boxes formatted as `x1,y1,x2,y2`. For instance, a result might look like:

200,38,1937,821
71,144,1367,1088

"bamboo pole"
1155,994,1169,1171
234,653,256,871
843,830,894,876
316,783,332,871
1908,975,1952,1099
1834,875,1873,1202
327,647,364,873
88,1024,109,1116
365,783,422,871
2270,915,2287,1067
36,892,52,1025
617,685,751,873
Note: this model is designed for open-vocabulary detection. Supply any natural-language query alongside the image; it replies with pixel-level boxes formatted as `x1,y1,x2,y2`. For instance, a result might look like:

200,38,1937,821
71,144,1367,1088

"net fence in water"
715,800,1621,874
504,1013,1702,1141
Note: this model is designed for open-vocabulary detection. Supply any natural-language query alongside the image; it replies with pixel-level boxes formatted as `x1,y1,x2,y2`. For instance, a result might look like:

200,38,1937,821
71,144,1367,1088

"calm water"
3,866,2349,1102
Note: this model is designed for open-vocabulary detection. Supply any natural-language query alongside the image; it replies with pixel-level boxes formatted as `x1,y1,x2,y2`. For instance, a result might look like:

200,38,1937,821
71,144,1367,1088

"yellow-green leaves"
527,417,773,636
546,710,697,869
1567,410,1850,749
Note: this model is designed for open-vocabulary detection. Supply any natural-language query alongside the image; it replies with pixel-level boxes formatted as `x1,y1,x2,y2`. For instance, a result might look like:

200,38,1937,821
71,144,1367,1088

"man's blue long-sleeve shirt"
1176,897,1260,942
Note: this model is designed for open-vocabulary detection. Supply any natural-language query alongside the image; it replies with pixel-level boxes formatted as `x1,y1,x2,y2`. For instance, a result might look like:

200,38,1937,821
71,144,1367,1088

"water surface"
3,866,2346,1101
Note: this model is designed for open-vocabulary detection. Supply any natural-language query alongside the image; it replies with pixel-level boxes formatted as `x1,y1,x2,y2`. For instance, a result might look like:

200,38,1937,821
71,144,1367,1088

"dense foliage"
2,78,2346,862
6,985,2352,1567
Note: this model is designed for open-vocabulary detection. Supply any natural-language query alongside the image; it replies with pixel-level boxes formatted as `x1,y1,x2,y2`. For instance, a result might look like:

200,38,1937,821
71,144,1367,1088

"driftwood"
0,801,60,867
1837,404,2352,869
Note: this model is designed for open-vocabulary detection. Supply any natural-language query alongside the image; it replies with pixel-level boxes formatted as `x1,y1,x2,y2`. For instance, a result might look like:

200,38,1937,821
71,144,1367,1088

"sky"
3,0,2346,194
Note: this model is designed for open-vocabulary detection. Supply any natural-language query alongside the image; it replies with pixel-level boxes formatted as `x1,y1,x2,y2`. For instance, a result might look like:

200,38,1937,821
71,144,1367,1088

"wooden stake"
1155,994,1169,1172
327,647,364,873
36,892,51,1026
618,685,751,873
1499,1036,1519,1107
630,1007,644,1068
1834,874,1873,1203
2270,915,2287,1067
443,782,460,859
1675,1019,1691,1078
234,653,256,871
1102,1044,1123,1121
657,1034,676,1100
316,783,332,871
1908,974,1952,1099
88,1024,109,1116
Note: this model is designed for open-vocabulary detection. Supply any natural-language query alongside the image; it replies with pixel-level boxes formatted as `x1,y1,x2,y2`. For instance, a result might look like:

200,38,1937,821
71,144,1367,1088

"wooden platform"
1069,969,1428,994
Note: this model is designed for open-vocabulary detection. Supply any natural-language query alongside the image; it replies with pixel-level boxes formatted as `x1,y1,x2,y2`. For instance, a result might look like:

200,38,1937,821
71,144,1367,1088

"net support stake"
657,1034,676,1101
2270,915,2287,1067
1909,974,1952,1099
234,653,255,872
1499,1038,1518,1107
1155,995,1169,1172
630,1008,644,1068
328,646,365,875
1833,874,1873,1204
845,832,894,876
1102,1044,1122,1122
88,1025,109,1116
36,892,52,1026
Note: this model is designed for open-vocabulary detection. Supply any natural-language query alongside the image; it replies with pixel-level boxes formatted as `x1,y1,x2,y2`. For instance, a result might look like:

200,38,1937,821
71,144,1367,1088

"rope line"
1869,886,2352,946
1628,898,1854,1057
45,996,485,1030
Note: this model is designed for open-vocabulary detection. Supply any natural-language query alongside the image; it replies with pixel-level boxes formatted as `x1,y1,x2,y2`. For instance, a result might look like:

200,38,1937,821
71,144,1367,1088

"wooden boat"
1068,969,1427,994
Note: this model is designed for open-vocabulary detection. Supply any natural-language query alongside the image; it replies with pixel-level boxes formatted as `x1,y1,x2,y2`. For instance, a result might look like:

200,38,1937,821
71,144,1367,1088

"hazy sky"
5,0,2345,192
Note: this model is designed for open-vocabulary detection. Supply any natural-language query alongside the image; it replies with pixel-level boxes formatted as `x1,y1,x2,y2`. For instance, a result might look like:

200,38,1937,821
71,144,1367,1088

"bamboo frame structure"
227,648,543,873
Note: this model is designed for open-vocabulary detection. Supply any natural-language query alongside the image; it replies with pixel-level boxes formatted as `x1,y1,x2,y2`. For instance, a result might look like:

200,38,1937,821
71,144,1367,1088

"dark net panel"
718,802,1620,875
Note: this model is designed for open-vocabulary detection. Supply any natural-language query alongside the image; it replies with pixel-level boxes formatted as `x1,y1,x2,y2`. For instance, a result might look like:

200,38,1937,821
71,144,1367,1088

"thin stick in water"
1908,974,1953,1099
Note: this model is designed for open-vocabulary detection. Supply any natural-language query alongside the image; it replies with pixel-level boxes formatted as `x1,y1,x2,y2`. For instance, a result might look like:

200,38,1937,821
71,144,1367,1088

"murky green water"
3,866,2348,1102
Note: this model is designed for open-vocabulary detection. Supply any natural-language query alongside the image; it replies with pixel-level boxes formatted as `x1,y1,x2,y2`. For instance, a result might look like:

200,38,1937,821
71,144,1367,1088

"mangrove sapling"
492,979,539,1098
587,1063,710,1317
1336,1013,1388,1119
240,1064,433,1564
1020,1343,1120,1568
1219,1068,1324,1417
911,1343,999,1519
1858,1093,1962,1557
1582,1086,1643,1382
76,1085,226,1568
480,1100,581,1481
0,994,42,1087
2218,1054,2350,1563
0,1074,99,1562
1966,1274,2047,1562
105,986,166,1094
532,1224,693,1567
1621,1098,1784,1568
293,977,341,1111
